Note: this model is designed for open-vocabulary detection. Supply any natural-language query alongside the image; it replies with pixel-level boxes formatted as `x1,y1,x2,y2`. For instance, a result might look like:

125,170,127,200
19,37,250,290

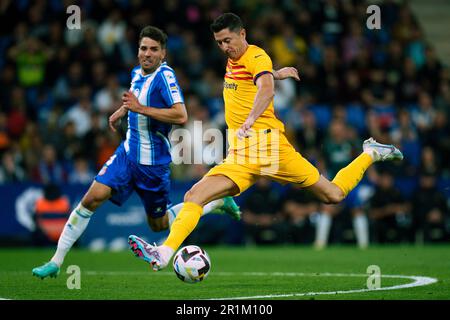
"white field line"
0,271,438,300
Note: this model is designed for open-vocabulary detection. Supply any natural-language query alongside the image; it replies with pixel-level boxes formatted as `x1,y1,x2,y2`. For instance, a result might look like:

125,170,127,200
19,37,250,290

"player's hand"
274,67,300,81
122,91,142,113
237,117,255,140
109,105,127,132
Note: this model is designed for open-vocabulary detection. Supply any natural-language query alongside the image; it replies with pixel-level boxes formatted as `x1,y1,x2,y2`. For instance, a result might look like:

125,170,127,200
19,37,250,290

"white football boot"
363,137,404,162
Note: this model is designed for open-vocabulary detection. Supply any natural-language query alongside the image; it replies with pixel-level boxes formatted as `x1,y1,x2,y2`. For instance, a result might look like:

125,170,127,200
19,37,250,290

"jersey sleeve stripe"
161,72,175,105
253,70,273,84
225,75,253,81
229,71,252,76
227,64,246,70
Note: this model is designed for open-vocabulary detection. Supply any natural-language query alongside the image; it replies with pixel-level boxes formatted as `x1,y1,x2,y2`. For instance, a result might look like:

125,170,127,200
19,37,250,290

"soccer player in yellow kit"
128,13,403,270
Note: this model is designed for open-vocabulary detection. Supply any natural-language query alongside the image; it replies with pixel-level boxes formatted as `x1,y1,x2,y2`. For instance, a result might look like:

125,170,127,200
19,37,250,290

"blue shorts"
95,144,171,219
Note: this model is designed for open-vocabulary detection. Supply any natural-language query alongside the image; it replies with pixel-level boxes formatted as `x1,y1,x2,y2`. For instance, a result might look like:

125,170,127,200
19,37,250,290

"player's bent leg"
80,181,114,211
305,175,345,205
164,175,239,253
129,176,239,271
183,175,240,206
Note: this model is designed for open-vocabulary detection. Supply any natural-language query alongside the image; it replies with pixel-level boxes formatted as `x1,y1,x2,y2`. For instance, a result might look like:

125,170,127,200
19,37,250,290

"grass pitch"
0,245,449,300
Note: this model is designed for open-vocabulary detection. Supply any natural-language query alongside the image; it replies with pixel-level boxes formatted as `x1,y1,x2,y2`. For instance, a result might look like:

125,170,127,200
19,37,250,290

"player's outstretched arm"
122,91,188,125
273,67,300,81
109,105,128,132
237,73,275,139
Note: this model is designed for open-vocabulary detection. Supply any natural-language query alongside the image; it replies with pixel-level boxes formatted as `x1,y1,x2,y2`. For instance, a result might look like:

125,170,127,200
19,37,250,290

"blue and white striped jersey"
124,62,184,165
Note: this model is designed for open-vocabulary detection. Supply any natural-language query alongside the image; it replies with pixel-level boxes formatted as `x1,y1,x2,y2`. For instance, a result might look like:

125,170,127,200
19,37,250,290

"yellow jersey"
223,45,285,150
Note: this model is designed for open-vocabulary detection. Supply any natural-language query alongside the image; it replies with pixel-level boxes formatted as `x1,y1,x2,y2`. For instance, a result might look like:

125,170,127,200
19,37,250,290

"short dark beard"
141,60,161,75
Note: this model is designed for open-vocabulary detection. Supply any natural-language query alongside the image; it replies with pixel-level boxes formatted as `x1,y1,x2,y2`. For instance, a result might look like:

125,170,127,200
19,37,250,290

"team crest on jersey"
163,70,176,84
133,88,140,97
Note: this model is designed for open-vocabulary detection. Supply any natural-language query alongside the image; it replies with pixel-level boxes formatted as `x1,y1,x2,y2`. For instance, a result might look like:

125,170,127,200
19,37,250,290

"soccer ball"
173,245,211,283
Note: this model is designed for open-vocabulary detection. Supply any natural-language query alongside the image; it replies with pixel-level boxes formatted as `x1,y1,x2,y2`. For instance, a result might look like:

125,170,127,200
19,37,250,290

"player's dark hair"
139,26,167,48
210,12,243,33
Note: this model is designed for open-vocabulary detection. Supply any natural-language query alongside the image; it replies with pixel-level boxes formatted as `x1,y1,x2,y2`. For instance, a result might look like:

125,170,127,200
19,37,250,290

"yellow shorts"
205,131,320,194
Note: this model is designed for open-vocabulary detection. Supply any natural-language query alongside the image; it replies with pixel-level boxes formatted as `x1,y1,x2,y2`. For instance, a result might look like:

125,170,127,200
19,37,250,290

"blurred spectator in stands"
411,91,436,138
392,4,419,45
36,144,66,184
60,86,93,138
0,150,26,183
308,32,325,66
197,69,225,123
90,61,108,95
319,0,345,45
362,69,396,122
0,112,11,152
19,123,43,181
398,57,420,104
7,36,53,89
384,40,404,94
53,61,85,106
420,46,442,97
68,156,96,185
341,69,363,105
347,181,376,249
271,24,307,67
184,46,204,81
323,119,359,178
297,109,323,163
390,108,421,173
436,79,450,111
406,26,426,69
54,120,84,165
94,131,120,171
83,112,108,160
281,184,318,244
273,68,297,121
97,9,126,56
117,25,139,71
6,87,28,139
94,74,125,115
368,167,413,243
33,183,71,246
424,110,450,173
178,95,220,180
242,178,287,244
412,172,449,243
341,18,367,65
419,146,441,178
0,64,16,109
317,46,341,103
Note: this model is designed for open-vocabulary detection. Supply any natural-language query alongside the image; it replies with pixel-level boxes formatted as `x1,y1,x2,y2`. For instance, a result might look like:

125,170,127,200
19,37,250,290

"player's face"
138,37,166,75
213,28,247,60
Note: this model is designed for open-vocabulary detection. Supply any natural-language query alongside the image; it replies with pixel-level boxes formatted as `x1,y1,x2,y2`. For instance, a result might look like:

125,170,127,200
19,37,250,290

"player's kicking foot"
32,261,60,279
211,196,242,221
128,235,169,271
363,137,403,162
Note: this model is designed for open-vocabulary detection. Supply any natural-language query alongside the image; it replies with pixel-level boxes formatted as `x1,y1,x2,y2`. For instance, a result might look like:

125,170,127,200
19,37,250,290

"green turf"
0,245,449,300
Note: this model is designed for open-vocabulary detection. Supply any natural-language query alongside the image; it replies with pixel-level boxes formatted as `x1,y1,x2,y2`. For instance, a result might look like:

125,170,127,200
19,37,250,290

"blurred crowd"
0,0,449,244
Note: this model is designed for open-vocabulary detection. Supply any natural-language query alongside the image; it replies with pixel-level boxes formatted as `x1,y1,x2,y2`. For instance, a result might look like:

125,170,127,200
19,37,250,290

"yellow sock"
163,202,202,251
332,153,373,197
